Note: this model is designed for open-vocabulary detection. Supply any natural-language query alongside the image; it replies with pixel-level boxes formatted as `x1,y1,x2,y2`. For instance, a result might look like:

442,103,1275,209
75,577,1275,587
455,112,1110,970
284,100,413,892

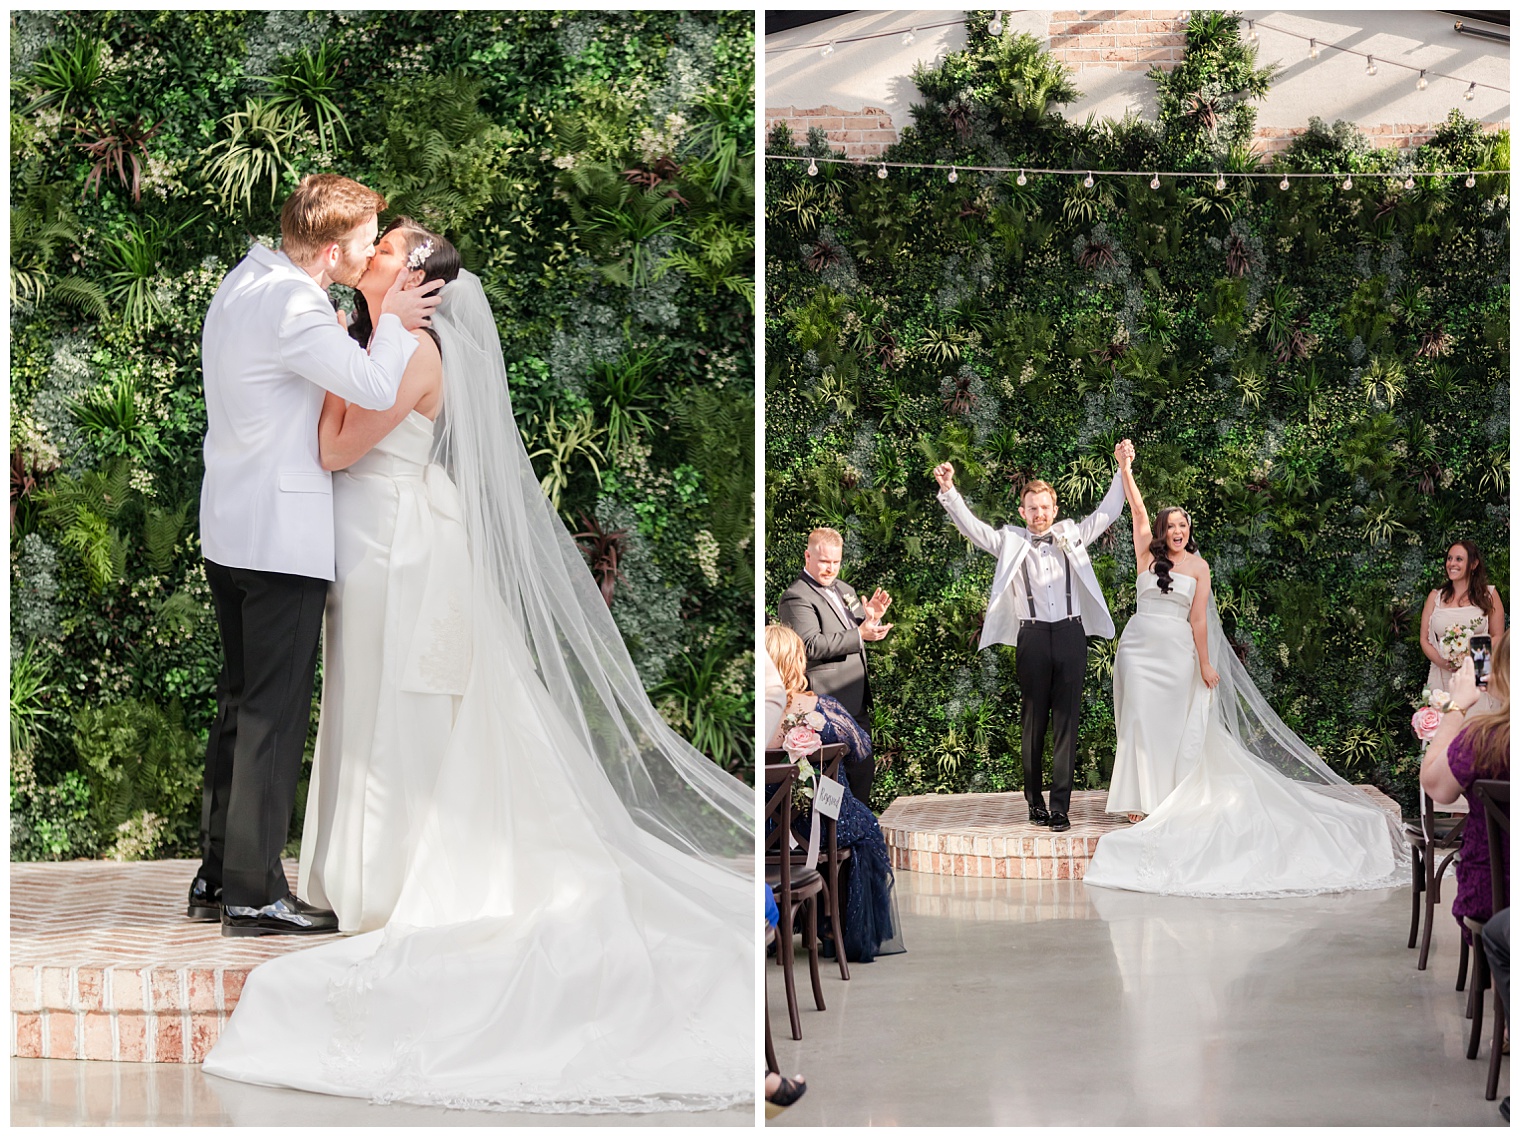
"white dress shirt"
1021,537,1074,623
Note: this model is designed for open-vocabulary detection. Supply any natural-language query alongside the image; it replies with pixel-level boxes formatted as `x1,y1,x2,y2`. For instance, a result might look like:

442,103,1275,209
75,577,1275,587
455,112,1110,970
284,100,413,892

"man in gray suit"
778,527,892,803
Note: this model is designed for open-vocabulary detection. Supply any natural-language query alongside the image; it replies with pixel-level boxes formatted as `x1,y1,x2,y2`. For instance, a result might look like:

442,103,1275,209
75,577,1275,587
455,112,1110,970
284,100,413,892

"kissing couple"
192,174,754,1111
933,440,1404,897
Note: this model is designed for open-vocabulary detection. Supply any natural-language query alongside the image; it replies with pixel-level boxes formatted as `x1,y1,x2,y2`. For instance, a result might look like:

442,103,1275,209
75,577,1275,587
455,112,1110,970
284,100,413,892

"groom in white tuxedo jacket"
193,175,442,935
933,450,1126,832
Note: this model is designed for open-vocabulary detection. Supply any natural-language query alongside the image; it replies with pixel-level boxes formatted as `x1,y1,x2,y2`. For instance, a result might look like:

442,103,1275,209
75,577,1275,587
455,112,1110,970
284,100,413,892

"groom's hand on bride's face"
380,265,445,331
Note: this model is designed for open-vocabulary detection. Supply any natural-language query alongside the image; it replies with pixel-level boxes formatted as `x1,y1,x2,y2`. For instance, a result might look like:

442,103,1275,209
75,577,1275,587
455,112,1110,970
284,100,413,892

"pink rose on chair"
1410,705,1443,742
783,725,822,760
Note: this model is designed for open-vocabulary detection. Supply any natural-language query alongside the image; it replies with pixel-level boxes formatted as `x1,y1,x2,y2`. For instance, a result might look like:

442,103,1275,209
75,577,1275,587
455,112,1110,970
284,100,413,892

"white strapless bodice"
1134,568,1196,621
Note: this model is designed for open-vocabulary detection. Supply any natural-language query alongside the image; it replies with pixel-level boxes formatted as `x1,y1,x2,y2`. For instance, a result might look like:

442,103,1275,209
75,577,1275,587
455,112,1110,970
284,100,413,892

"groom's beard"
332,254,370,289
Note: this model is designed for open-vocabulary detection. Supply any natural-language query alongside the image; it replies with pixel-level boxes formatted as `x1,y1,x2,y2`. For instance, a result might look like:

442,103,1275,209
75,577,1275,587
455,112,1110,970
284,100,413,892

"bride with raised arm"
1083,440,1406,898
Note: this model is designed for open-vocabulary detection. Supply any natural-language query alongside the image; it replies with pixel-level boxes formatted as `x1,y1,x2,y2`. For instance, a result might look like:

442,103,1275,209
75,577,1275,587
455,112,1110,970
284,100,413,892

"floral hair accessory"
405,238,434,271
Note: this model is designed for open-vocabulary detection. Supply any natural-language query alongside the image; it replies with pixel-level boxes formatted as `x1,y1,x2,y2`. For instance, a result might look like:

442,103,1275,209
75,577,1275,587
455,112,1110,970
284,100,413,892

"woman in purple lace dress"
1421,629,1509,939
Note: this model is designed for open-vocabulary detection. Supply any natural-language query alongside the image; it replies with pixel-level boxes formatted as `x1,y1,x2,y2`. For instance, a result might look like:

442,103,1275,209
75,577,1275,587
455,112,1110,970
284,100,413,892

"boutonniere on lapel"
1054,531,1080,556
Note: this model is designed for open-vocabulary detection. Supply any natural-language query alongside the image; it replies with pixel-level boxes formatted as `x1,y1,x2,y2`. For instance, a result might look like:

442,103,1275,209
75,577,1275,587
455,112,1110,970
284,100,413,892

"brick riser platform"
881,790,1120,879
11,860,311,1063
880,787,1402,880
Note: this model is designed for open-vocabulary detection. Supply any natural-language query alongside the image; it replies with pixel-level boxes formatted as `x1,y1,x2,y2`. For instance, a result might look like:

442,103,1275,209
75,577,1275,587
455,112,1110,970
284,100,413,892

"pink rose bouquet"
1410,687,1456,743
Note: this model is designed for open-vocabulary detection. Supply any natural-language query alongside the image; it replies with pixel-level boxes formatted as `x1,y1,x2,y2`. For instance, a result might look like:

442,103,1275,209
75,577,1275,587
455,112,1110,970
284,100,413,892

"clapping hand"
862,588,892,621
861,616,894,642
932,462,955,492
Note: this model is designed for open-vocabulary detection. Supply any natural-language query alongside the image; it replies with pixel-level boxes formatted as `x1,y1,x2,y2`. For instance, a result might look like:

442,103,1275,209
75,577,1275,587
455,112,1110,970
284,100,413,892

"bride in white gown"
1084,442,1406,898
200,221,754,1112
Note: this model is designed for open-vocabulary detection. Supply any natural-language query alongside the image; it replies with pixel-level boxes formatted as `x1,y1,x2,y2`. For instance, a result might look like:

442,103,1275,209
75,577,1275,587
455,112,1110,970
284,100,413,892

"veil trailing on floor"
1204,592,1408,863
430,270,755,873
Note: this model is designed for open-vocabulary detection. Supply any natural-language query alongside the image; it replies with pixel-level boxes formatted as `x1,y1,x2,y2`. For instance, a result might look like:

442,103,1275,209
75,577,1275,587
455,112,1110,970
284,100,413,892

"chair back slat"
1474,778,1510,915
765,764,798,902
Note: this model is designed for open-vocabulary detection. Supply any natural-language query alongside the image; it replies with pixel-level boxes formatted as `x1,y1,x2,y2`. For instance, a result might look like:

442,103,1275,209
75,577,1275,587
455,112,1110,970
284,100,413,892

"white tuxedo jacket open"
199,243,419,581
937,470,1125,646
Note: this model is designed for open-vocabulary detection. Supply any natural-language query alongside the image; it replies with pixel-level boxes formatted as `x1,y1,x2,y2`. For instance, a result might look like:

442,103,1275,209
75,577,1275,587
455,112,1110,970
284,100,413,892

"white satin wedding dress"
200,273,754,1113
1084,568,1405,898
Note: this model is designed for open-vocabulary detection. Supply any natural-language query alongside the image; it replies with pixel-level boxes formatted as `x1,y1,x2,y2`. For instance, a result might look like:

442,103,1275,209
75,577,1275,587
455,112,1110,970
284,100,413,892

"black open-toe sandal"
765,1074,807,1119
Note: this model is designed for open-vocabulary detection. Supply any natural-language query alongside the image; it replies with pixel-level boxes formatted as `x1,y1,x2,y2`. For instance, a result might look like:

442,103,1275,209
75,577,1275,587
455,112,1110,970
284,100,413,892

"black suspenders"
1020,542,1073,620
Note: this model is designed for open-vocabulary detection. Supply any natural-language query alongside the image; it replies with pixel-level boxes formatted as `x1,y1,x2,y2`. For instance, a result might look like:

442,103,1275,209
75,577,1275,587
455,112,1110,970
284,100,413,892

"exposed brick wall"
1047,9,1189,72
764,104,899,159
1253,120,1508,155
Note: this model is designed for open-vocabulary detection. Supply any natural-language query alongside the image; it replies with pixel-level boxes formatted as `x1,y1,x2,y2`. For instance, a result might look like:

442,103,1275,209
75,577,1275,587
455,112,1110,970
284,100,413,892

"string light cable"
1249,18,1506,97
766,154,1492,189
761,12,1506,100
764,17,968,55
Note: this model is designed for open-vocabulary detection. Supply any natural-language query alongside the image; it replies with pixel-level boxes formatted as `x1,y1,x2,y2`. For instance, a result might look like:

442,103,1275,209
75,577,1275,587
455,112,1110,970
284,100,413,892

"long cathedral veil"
429,270,755,874
1204,591,1408,861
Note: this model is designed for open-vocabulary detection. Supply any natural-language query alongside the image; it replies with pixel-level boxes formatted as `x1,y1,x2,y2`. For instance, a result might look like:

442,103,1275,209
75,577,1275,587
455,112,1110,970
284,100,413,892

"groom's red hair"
280,174,388,263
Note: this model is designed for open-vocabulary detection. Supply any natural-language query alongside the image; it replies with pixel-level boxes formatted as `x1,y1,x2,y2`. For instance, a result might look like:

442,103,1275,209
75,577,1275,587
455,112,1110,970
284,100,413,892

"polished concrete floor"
9,1058,752,1126
768,870,1507,1126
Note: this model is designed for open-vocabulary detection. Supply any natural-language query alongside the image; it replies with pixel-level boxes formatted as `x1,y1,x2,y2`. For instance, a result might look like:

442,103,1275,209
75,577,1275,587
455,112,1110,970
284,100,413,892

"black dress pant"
198,559,327,908
1015,618,1088,815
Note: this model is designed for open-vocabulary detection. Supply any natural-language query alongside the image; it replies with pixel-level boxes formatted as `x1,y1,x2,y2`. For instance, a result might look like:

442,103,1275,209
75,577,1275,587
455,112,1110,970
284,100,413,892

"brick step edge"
891,847,1096,878
10,963,251,1063
13,1009,227,1062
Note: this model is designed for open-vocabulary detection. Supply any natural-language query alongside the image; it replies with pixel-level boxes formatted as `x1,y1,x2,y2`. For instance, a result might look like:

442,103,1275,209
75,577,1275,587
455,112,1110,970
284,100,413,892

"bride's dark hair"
1149,506,1198,594
347,216,461,352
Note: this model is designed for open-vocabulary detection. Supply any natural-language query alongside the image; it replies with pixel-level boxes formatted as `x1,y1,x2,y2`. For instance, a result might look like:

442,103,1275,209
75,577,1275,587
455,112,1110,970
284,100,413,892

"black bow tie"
1032,533,1055,546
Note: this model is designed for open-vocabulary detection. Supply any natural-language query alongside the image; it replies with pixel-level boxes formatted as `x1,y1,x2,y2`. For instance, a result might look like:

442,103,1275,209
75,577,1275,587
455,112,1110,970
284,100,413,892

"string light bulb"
821,41,835,57
1307,38,1319,60
1416,70,1428,91
1016,169,1027,186
1245,19,1257,41
1215,174,1226,191
1465,81,1477,101
807,159,818,177
1279,175,1290,190
1083,171,1094,188
948,166,958,183
1466,173,1476,188
989,10,1003,35
1365,54,1377,76
1404,174,1415,190
877,163,888,179
1342,174,1353,190
1150,173,1160,190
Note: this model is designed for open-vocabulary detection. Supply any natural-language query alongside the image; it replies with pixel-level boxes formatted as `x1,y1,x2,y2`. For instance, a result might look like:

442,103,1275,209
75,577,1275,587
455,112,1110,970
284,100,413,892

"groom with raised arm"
932,444,1129,832
190,174,443,936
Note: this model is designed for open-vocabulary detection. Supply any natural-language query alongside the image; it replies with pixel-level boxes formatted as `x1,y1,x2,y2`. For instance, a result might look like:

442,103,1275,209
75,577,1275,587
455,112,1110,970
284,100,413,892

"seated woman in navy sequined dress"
765,624,904,963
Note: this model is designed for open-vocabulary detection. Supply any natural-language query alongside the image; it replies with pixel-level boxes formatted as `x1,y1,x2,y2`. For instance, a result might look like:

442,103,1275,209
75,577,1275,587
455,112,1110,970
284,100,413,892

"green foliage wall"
765,14,1509,813
11,10,757,860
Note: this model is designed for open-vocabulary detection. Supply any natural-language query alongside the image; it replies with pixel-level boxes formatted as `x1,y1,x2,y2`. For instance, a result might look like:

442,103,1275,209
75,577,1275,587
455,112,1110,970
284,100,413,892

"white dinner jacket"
199,243,419,581
937,469,1125,645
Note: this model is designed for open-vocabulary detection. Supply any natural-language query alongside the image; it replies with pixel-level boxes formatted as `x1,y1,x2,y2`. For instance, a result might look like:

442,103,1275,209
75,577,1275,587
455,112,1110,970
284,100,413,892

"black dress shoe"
1028,806,1052,826
187,876,222,921
1049,812,1072,833
221,894,340,937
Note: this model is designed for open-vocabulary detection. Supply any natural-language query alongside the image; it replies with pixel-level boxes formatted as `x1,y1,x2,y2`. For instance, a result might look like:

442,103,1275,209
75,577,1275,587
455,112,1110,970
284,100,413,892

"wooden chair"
1462,779,1508,1101
1406,788,1468,972
768,744,852,981
764,763,825,1040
